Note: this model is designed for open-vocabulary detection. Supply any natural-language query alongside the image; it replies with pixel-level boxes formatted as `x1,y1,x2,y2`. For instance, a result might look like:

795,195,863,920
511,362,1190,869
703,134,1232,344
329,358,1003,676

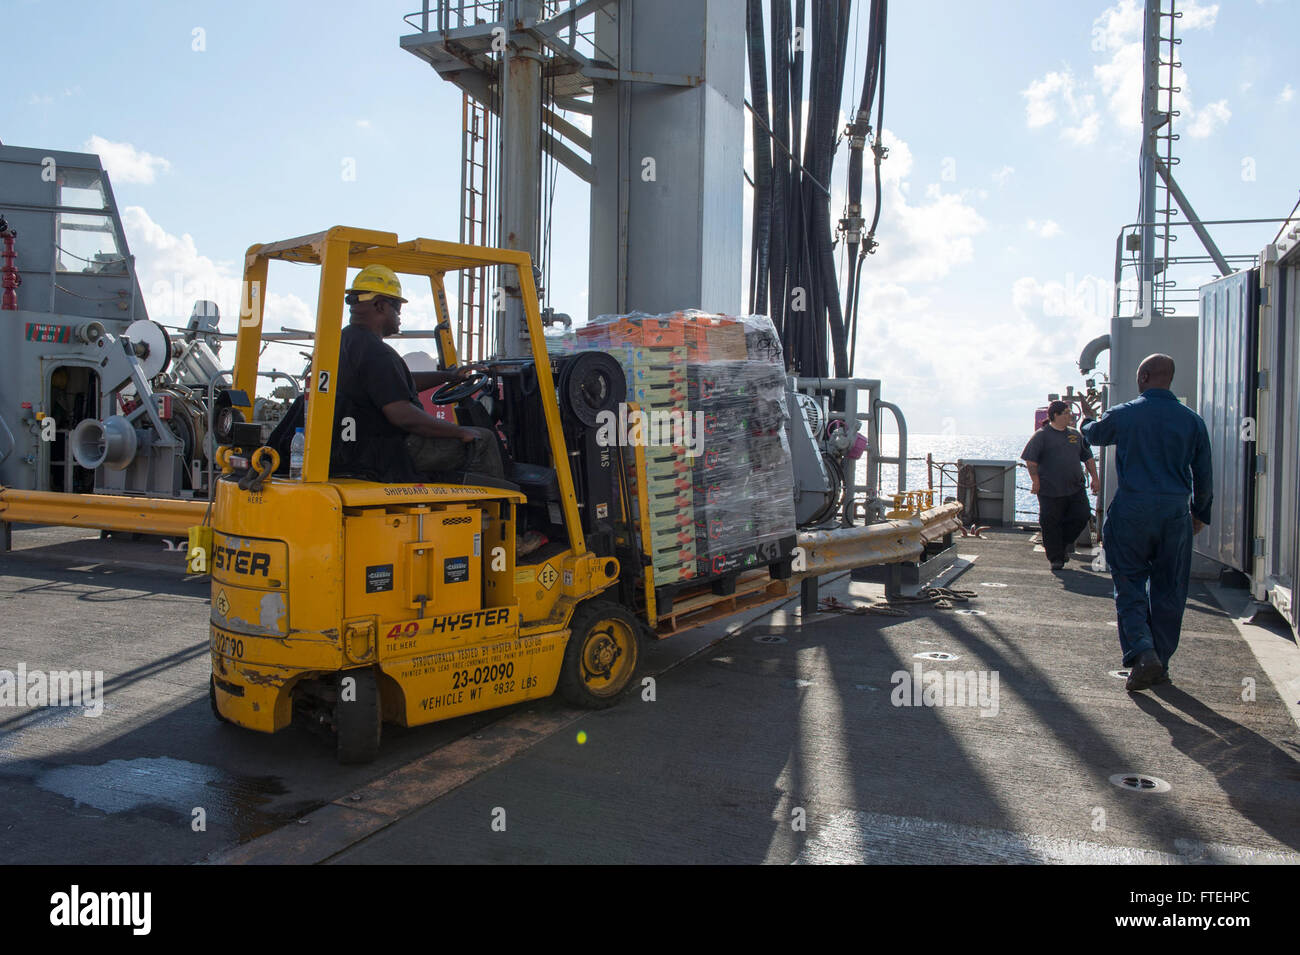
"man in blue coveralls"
1080,354,1213,693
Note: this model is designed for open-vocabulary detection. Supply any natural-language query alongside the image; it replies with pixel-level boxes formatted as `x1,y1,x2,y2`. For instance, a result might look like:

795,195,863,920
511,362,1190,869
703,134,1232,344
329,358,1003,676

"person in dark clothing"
1081,353,1213,693
330,264,504,483
1022,399,1100,570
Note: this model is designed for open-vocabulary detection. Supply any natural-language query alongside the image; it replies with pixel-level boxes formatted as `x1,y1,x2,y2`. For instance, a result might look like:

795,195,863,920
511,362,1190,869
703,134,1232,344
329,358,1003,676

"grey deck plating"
1,525,1297,864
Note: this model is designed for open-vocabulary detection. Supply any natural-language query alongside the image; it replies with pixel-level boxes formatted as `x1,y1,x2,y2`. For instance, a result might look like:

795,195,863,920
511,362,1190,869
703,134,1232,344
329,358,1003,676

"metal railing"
1111,216,1296,322
403,0,609,63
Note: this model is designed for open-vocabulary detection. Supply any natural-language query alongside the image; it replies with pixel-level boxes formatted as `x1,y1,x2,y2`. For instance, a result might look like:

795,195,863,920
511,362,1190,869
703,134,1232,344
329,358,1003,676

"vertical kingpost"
500,0,544,358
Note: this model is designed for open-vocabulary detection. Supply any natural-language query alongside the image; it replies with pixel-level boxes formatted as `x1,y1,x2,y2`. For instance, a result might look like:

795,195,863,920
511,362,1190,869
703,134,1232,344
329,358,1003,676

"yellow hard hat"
347,264,408,303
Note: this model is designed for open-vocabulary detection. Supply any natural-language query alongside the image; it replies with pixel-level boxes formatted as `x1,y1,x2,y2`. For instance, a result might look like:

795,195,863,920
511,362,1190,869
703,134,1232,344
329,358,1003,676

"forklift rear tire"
209,675,231,725
558,601,641,709
335,667,382,765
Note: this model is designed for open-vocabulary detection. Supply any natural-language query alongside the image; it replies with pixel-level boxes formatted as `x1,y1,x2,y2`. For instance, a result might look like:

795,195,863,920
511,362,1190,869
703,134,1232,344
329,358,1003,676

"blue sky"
5,0,1297,433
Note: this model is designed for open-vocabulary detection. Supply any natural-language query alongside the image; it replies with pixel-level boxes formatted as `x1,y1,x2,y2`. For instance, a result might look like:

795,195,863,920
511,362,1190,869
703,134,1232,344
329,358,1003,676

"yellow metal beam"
0,490,207,537
303,236,350,483
629,404,657,624
251,226,398,264
794,503,964,578
430,272,459,369
233,250,268,412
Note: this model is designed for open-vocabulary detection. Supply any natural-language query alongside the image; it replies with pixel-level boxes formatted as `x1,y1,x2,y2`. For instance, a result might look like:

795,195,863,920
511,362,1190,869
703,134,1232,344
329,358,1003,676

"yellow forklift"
207,227,962,763
208,227,670,762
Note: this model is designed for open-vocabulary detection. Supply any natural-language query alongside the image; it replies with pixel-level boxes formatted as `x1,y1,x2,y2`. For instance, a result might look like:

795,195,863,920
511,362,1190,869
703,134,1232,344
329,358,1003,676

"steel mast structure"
1110,0,1237,409
401,0,745,359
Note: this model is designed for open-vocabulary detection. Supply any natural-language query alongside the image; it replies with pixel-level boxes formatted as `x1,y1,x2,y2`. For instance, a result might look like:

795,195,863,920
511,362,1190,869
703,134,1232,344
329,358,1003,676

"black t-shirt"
1021,425,1092,497
330,324,421,482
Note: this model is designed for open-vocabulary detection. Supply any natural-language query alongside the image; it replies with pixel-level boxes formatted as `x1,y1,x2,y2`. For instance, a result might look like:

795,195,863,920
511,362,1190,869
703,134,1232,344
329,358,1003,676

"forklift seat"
449,394,558,503
510,461,560,503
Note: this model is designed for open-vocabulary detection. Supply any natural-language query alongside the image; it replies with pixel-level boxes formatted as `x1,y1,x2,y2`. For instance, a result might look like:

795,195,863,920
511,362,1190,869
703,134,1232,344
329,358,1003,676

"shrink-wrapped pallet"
581,310,795,588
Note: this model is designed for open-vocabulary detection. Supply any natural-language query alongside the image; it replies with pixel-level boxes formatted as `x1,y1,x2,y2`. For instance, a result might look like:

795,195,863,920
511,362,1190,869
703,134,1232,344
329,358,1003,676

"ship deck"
1,524,1297,864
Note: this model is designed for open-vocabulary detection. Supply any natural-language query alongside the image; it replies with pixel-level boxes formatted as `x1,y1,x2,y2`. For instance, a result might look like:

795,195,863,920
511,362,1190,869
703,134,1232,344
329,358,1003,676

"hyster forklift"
210,227,672,762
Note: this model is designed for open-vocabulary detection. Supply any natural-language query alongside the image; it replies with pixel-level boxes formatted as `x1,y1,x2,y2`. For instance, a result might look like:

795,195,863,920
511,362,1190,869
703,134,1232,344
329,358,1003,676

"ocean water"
865,432,1099,524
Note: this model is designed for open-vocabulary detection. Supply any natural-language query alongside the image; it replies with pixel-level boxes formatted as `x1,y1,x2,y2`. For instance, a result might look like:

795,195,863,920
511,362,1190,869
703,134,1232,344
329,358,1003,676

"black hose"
746,0,772,315
820,2,851,377
754,0,888,380
768,0,791,334
842,245,865,382
845,0,888,376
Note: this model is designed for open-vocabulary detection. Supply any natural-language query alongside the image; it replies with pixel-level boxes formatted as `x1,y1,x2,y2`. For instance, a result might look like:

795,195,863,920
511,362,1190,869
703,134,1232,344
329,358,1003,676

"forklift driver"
331,265,506,484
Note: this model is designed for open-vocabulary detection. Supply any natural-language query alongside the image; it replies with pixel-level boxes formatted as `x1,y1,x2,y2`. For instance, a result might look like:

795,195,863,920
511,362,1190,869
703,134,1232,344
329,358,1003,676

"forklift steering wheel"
429,372,491,405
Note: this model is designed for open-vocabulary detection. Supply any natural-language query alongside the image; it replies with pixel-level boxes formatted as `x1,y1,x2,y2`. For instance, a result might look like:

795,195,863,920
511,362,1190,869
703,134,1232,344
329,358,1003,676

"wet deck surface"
2,524,1298,864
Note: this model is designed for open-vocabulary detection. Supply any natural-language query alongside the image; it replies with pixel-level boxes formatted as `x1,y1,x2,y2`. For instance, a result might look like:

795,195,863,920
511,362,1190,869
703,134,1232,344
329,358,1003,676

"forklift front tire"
558,601,641,709
209,675,231,725
335,667,382,765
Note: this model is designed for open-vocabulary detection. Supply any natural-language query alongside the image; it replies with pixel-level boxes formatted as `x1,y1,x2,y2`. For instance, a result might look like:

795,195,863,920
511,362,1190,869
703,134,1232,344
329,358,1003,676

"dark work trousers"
405,428,505,480
1102,493,1194,668
1037,489,1091,563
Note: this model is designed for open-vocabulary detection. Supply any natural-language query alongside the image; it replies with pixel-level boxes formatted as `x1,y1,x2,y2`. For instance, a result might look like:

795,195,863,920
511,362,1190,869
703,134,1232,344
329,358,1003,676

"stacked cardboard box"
615,333,695,584
687,359,793,578
585,310,796,588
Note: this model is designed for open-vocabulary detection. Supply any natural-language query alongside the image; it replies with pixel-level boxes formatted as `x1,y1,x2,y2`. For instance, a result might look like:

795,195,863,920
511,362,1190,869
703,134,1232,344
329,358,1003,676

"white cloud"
1279,84,1295,105
1062,110,1101,145
838,130,988,416
875,141,986,283
356,119,371,128
1012,274,1112,325
1026,219,1064,239
85,136,172,184
1024,71,1070,127
121,205,236,322
1021,69,1101,143
1094,0,1222,132
1093,0,1144,50
1027,0,1227,143
879,130,913,182
1179,0,1220,31
1092,35,1143,128
1183,98,1231,138
850,274,1112,433
120,205,327,381
992,165,1015,187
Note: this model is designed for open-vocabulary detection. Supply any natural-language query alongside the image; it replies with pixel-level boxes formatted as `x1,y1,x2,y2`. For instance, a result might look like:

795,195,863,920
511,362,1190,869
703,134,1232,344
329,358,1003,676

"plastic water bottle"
290,428,305,480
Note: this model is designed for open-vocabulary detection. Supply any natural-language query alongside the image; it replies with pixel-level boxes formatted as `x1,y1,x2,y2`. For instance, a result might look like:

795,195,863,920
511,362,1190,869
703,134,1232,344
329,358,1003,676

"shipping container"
1252,237,1300,633
1196,268,1258,573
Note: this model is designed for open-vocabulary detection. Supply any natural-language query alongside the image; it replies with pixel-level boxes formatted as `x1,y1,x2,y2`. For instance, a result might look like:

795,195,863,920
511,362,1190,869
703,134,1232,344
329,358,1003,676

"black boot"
1125,650,1163,692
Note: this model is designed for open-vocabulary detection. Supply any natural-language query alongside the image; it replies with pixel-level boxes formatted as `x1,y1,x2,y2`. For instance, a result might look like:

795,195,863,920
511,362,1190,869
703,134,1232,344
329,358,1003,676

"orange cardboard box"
607,319,642,346
575,324,609,348
639,318,685,347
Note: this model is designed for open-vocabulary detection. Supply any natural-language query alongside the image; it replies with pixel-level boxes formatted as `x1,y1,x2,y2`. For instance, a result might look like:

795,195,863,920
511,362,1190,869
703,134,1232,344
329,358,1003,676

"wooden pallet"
653,570,791,638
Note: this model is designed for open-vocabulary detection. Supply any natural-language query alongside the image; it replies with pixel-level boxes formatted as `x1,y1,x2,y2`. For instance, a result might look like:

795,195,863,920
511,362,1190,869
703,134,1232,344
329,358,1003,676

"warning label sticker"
444,556,469,584
537,563,559,590
366,564,394,593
